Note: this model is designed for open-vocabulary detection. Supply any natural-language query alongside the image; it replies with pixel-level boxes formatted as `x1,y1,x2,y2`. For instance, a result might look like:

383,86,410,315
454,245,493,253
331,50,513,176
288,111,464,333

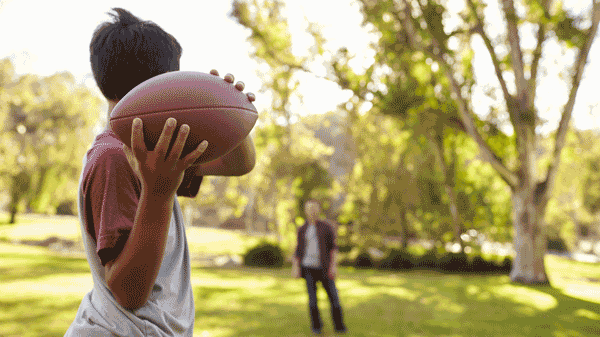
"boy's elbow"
119,293,146,311
245,159,256,174
108,281,148,311
234,158,256,176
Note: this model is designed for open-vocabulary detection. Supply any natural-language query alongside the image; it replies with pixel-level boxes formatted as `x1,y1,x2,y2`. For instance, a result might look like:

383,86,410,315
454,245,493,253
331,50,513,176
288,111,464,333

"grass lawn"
1,243,600,337
0,212,273,257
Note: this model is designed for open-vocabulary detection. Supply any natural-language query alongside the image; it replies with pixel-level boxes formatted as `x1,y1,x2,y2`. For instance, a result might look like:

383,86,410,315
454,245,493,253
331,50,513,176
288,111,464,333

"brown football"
109,71,258,164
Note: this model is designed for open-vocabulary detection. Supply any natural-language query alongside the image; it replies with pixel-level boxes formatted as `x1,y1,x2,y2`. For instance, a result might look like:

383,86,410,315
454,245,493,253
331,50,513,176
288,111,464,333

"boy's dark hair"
90,8,182,101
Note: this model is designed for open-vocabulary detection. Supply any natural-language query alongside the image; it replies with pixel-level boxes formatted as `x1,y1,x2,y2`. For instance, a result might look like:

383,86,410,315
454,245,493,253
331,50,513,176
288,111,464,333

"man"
65,8,255,336
293,200,347,335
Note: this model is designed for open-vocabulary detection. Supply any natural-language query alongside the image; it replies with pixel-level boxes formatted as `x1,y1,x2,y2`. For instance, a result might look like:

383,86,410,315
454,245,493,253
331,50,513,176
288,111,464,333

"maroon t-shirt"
80,128,203,267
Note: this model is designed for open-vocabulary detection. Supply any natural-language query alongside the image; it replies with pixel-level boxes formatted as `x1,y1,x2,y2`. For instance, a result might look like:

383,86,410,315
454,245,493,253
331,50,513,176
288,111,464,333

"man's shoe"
335,327,347,334
311,328,322,335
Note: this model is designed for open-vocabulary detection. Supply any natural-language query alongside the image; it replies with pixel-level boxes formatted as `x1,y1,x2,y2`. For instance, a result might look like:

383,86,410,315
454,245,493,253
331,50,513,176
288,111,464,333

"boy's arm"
105,192,174,310
105,117,207,310
194,135,256,177
196,70,256,177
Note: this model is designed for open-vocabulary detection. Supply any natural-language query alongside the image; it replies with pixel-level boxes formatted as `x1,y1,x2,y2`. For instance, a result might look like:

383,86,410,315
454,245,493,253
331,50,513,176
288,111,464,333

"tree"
229,0,514,253
229,0,335,251
0,58,102,223
354,0,600,284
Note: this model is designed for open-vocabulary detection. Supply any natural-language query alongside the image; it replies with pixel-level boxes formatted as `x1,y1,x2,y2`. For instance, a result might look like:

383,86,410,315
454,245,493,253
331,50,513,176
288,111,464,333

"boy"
66,8,256,336
292,200,347,335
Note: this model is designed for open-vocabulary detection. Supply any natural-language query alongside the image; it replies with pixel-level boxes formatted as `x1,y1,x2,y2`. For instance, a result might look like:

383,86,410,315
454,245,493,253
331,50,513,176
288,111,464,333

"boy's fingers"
166,124,190,164
155,118,177,159
123,144,140,176
182,140,208,168
131,118,146,159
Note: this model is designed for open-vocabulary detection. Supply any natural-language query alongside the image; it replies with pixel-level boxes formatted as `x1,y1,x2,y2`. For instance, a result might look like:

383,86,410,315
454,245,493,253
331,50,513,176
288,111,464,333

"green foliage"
0,58,101,218
354,251,374,269
228,0,599,266
377,248,413,270
582,155,600,215
294,161,331,216
547,237,568,253
243,242,284,268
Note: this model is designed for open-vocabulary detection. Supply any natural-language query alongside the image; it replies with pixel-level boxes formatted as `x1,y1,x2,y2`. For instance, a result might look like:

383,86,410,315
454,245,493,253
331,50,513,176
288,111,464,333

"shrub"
56,200,76,215
498,256,513,274
338,244,353,253
243,242,284,268
415,249,438,270
339,258,354,267
377,249,413,270
470,255,498,273
438,252,469,273
354,252,374,269
547,237,568,253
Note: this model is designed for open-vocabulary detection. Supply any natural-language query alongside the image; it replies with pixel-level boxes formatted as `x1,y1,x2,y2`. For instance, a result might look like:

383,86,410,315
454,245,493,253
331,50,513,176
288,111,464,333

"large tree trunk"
509,186,549,285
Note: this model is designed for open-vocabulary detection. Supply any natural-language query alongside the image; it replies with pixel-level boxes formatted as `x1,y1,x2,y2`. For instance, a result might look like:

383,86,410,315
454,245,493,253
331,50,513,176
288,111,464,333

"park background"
1,0,600,336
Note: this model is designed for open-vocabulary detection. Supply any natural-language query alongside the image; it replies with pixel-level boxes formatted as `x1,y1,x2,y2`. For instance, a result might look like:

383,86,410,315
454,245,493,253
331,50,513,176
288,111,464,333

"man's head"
90,8,182,102
304,199,321,222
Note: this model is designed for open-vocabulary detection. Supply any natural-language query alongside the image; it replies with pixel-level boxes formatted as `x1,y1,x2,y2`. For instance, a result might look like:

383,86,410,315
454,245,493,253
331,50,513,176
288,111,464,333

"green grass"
0,212,274,257
1,243,600,337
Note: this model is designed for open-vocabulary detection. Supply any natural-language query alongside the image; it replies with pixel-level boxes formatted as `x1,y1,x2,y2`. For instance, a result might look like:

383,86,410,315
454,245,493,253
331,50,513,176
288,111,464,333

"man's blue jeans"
302,266,346,332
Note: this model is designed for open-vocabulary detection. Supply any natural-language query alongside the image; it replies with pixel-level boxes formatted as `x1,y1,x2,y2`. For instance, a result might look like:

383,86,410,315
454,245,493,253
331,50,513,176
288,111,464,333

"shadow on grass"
354,269,600,336
191,265,600,337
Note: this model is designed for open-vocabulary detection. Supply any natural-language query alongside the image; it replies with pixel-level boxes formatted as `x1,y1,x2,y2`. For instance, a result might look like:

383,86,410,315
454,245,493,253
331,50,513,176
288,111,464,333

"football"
109,71,258,164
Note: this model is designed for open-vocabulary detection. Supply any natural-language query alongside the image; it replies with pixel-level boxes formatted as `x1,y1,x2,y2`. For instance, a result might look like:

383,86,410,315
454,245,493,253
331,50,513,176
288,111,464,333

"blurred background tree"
230,0,600,285
0,58,101,223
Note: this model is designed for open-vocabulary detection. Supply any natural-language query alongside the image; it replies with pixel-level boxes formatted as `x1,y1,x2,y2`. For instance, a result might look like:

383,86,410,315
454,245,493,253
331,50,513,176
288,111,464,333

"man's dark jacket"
294,220,338,278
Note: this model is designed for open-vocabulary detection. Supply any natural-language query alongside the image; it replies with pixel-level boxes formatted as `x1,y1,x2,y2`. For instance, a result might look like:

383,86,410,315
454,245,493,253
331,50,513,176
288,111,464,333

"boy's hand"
209,69,256,102
122,117,208,199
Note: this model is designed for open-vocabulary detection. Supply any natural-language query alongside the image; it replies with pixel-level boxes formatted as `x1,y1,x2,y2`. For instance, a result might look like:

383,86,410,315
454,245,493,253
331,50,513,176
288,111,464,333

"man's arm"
330,249,338,269
329,222,338,270
195,135,256,177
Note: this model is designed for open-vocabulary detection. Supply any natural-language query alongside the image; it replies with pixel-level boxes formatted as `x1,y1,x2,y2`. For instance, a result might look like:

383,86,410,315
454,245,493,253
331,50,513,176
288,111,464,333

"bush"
56,200,75,215
354,252,374,269
243,242,284,268
415,249,438,270
338,244,353,253
438,252,469,273
470,255,497,273
547,237,568,253
498,256,513,274
339,258,354,267
377,249,413,270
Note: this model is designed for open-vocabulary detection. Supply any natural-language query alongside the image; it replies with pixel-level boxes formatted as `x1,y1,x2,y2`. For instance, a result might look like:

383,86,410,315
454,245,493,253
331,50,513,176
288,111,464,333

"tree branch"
529,0,552,107
466,0,515,126
501,0,528,100
543,1,600,208
445,66,518,188
397,0,518,188
448,27,478,37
